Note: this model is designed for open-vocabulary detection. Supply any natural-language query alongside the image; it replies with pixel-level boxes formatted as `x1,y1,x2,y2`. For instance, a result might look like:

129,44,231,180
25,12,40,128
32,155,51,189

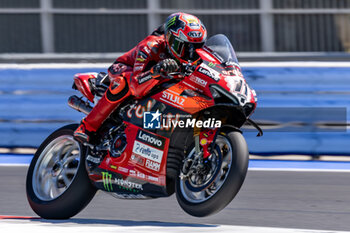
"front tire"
26,124,97,219
175,130,249,217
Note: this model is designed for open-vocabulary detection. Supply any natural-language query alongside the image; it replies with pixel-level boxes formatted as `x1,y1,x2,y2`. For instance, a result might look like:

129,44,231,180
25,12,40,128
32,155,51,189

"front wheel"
26,124,97,219
175,130,249,217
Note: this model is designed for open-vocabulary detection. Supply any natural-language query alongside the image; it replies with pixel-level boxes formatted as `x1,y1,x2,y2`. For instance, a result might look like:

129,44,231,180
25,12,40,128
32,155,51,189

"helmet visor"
168,34,204,62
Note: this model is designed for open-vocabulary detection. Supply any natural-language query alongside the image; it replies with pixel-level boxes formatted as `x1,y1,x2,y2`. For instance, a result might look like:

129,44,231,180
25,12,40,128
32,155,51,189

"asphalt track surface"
1,166,350,231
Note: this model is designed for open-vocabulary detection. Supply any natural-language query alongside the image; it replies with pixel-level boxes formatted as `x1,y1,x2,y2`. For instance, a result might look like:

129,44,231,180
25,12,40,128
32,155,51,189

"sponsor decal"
138,51,148,59
182,81,203,93
145,159,161,172
137,171,146,179
189,22,200,29
166,16,177,30
101,172,113,192
132,141,163,164
208,62,216,68
130,154,145,166
113,193,147,199
225,61,240,67
110,165,117,170
136,51,148,62
118,166,129,173
127,100,153,119
136,129,165,150
138,73,152,84
161,90,186,107
187,31,202,38
197,67,220,82
185,16,198,24
132,130,165,172
134,66,143,72
222,69,238,76
86,155,101,164
147,175,159,183
144,46,151,55
134,62,145,71
115,178,143,191
129,170,146,179
190,76,207,87
129,170,136,176
143,110,162,129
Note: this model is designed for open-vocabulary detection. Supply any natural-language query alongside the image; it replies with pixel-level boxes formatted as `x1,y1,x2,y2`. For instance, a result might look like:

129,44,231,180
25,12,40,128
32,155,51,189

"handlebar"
167,63,197,79
154,62,197,80
181,62,197,75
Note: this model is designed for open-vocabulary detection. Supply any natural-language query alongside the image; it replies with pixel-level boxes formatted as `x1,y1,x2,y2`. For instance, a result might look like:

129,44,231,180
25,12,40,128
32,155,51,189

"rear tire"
26,124,97,219
175,130,249,217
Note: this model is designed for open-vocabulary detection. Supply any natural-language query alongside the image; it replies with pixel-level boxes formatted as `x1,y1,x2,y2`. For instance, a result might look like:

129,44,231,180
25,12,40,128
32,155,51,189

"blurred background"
2,0,350,55
2,2,350,230
1,0,350,158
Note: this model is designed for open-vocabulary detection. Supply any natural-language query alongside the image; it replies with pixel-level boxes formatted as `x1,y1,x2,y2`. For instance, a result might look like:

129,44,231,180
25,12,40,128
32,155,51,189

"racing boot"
74,76,131,144
74,120,92,143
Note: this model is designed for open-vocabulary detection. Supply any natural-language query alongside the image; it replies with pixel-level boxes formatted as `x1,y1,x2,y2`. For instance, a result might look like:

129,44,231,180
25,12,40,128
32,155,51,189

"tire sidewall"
26,124,96,219
175,130,249,217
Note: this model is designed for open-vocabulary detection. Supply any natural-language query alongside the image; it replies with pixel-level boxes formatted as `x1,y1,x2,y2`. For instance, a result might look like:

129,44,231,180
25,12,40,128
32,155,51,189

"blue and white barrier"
0,62,350,156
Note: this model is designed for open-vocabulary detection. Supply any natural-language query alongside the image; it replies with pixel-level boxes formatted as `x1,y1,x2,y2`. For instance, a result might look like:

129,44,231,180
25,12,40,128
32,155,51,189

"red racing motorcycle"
26,34,262,219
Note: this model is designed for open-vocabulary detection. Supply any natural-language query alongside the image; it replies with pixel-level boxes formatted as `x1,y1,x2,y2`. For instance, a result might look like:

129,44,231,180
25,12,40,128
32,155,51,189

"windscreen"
204,34,239,65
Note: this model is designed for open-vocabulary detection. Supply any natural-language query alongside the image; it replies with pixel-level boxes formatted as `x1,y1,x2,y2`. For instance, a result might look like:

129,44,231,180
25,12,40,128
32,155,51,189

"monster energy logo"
208,62,216,68
166,16,176,29
101,172,113,191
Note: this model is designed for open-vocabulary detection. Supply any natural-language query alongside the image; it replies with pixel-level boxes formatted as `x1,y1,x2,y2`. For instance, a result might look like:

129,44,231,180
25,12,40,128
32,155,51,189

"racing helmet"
164,12,207,63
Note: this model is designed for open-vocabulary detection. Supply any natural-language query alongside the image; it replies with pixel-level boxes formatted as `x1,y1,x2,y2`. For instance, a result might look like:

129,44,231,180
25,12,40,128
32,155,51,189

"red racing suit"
83,30,171,133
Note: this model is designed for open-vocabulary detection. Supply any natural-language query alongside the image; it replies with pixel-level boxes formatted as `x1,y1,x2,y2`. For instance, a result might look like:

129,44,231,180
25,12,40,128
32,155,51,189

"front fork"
181,126,218,179
194,126,218,159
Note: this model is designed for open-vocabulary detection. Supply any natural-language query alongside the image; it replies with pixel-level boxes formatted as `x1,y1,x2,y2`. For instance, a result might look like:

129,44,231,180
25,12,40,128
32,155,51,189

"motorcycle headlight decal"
209,85,239,105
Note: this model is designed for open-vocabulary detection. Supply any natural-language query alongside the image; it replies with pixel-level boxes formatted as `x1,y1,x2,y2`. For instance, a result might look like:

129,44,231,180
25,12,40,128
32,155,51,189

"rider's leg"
74,75,131,143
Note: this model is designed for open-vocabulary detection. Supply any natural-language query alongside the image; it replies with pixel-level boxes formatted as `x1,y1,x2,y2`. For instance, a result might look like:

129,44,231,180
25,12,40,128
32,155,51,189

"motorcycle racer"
27,14,259,218
74,12,207,143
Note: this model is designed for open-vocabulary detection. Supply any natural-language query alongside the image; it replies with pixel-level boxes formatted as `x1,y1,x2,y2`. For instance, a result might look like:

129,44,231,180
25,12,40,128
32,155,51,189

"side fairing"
151,81,214,115
88,122,171,198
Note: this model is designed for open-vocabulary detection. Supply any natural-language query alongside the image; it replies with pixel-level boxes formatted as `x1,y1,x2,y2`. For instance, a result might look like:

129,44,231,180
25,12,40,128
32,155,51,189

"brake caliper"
199,128,218,159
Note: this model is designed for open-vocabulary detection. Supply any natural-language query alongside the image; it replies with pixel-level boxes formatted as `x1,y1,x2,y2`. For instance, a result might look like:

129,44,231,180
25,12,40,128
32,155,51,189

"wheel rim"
179,135,233,203
32,135,81,201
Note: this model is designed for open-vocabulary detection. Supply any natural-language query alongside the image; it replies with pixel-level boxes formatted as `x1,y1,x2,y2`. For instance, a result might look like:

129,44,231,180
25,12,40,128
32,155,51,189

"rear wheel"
175,130,249,217
26,124,97,219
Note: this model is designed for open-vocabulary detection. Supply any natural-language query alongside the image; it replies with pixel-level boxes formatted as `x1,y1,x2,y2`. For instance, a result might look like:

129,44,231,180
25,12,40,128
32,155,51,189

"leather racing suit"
74,27,177,141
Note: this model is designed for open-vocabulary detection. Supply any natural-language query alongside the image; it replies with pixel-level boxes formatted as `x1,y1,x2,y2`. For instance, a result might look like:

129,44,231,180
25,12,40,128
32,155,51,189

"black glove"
151,58,179,78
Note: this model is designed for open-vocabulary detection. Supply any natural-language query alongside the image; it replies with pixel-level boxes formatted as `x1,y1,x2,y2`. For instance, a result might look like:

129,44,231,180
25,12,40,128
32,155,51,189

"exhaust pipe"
68,95,92,115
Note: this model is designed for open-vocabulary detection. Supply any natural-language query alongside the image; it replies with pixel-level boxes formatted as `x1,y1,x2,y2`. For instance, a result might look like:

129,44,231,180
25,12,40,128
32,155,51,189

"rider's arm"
131,43,159,84
134,43,179,81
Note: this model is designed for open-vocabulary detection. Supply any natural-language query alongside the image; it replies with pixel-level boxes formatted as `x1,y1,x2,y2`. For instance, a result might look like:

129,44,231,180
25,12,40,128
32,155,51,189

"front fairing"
198,60,257,107
191,34,257,117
